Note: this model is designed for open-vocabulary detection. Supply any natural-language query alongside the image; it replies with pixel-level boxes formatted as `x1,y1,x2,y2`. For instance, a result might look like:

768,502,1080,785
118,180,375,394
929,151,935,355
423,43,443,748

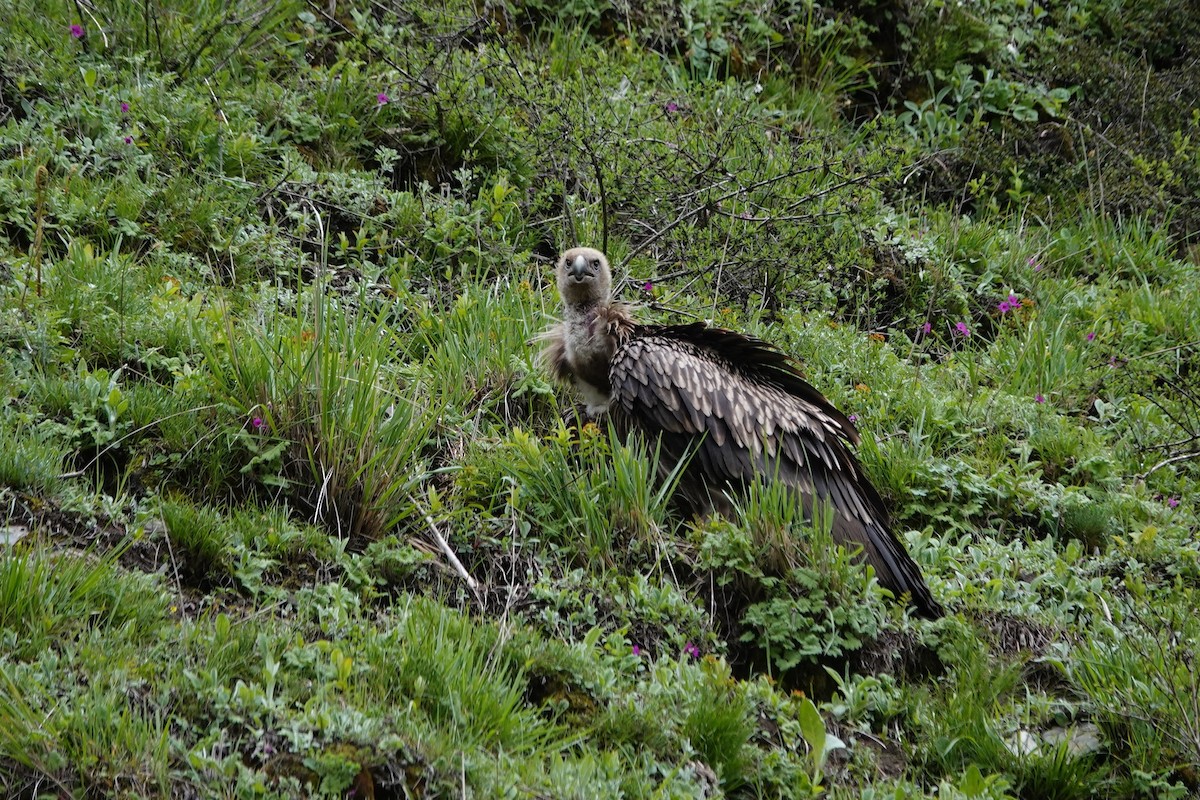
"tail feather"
832,514,943,619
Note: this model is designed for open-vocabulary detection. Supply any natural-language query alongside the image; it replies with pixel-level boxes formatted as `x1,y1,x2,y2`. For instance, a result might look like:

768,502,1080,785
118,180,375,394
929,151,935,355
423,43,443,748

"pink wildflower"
632,645,641,656
251,416,265,431
70,24,84,38
999,293,1022,314
123,135,133,144
1086,332,1096,342
1168,497,1180,509
1035,394,1045,404
643,280,653,293
121,102,130,113
683,642,699,659
921,322,932,335
955,322,970,337
848,414,858,423
665,101,680,113
376,93,390,105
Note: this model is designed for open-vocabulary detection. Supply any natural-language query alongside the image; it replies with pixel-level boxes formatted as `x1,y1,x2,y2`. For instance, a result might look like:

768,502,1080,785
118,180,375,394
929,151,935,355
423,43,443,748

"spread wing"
608,323,941,618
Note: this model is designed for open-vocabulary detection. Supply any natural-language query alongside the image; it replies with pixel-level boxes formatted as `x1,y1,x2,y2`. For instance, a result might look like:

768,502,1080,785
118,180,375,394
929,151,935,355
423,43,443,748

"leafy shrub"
696,483,887,675
899,64,1071,147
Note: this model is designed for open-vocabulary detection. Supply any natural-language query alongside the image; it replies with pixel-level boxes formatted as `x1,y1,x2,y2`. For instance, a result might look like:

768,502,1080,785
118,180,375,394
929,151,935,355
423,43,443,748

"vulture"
541,247,943,619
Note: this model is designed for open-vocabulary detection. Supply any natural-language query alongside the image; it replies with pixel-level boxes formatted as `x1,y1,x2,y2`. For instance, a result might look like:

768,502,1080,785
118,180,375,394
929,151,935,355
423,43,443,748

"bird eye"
590,259,600,268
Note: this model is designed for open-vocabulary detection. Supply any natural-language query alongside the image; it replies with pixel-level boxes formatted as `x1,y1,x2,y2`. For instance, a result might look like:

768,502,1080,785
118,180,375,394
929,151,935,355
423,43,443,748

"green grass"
0,0,1198,796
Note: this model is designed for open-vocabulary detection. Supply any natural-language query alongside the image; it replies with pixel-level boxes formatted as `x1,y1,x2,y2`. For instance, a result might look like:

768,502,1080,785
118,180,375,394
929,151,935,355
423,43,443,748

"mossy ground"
0,1,1198,798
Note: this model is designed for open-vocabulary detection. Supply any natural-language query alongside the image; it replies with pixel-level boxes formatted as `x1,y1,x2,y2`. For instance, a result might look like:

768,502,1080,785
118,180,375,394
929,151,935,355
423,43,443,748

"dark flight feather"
607,323,943,619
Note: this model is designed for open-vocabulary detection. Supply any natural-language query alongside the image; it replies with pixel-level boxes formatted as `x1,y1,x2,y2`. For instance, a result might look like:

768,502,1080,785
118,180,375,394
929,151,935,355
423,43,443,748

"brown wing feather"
609,323,942,619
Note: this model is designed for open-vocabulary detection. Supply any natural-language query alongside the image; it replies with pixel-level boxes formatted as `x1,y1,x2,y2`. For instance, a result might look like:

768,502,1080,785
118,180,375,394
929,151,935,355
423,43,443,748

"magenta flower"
251,416,265,431
121,102,130,113
632,645,641,657
1035,394,1045,404
848,414,858,423
1086,332,1096,342
1028,256,1042,272
683,642,699,659
69,24,84,38
665,101,680,113
955,322,971,337
998,293,1022,314
123,135,133,144
642,280,653,293
1168,497,1180,509
376,93,390,105
921,322,932,335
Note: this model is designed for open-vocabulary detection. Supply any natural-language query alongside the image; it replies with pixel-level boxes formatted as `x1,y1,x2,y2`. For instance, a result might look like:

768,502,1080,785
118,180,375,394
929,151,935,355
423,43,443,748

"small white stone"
0,525,30,545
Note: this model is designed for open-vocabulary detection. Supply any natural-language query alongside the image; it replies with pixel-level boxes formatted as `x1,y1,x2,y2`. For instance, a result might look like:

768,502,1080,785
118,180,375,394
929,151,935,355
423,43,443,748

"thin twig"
1133,340,1200,360
1132,450,1200,482
644,301,706,321
413,497,481,602
1131,385,1195,437
584,145,608,255
73,0,109,49
563,176,579,247
1137,450,1200,482
625,167,872,264
199,2,281,85
57,404,222,479
304,0,436,93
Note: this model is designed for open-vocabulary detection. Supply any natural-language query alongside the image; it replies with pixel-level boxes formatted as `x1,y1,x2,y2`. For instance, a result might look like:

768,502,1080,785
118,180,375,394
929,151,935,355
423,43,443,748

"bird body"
542,247,942,618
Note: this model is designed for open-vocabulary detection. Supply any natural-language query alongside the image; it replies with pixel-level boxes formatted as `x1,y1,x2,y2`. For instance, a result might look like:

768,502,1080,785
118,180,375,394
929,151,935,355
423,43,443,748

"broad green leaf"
796,697,827,764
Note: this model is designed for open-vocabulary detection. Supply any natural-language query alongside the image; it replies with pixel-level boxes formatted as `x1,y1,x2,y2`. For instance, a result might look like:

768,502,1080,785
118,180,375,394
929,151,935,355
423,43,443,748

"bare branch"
1137,449,1200,482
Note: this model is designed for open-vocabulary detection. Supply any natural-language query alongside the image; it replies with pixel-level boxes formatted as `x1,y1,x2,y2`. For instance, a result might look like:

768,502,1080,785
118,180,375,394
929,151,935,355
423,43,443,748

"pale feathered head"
556,247,611,307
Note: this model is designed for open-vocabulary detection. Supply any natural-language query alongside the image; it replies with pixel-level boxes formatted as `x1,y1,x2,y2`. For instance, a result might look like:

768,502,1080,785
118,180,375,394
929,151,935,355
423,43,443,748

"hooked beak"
570,254,589,280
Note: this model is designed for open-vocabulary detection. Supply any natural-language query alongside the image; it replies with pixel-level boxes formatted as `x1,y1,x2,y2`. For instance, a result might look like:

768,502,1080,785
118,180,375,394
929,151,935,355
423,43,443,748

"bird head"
556,247,612,307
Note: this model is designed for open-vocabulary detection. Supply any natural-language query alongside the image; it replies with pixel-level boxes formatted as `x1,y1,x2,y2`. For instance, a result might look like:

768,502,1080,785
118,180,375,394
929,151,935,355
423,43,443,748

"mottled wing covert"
608,324,942,618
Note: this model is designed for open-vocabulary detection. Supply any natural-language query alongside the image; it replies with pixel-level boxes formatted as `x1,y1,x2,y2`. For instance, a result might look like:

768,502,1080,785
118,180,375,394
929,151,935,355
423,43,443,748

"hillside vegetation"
1,1,1198,797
